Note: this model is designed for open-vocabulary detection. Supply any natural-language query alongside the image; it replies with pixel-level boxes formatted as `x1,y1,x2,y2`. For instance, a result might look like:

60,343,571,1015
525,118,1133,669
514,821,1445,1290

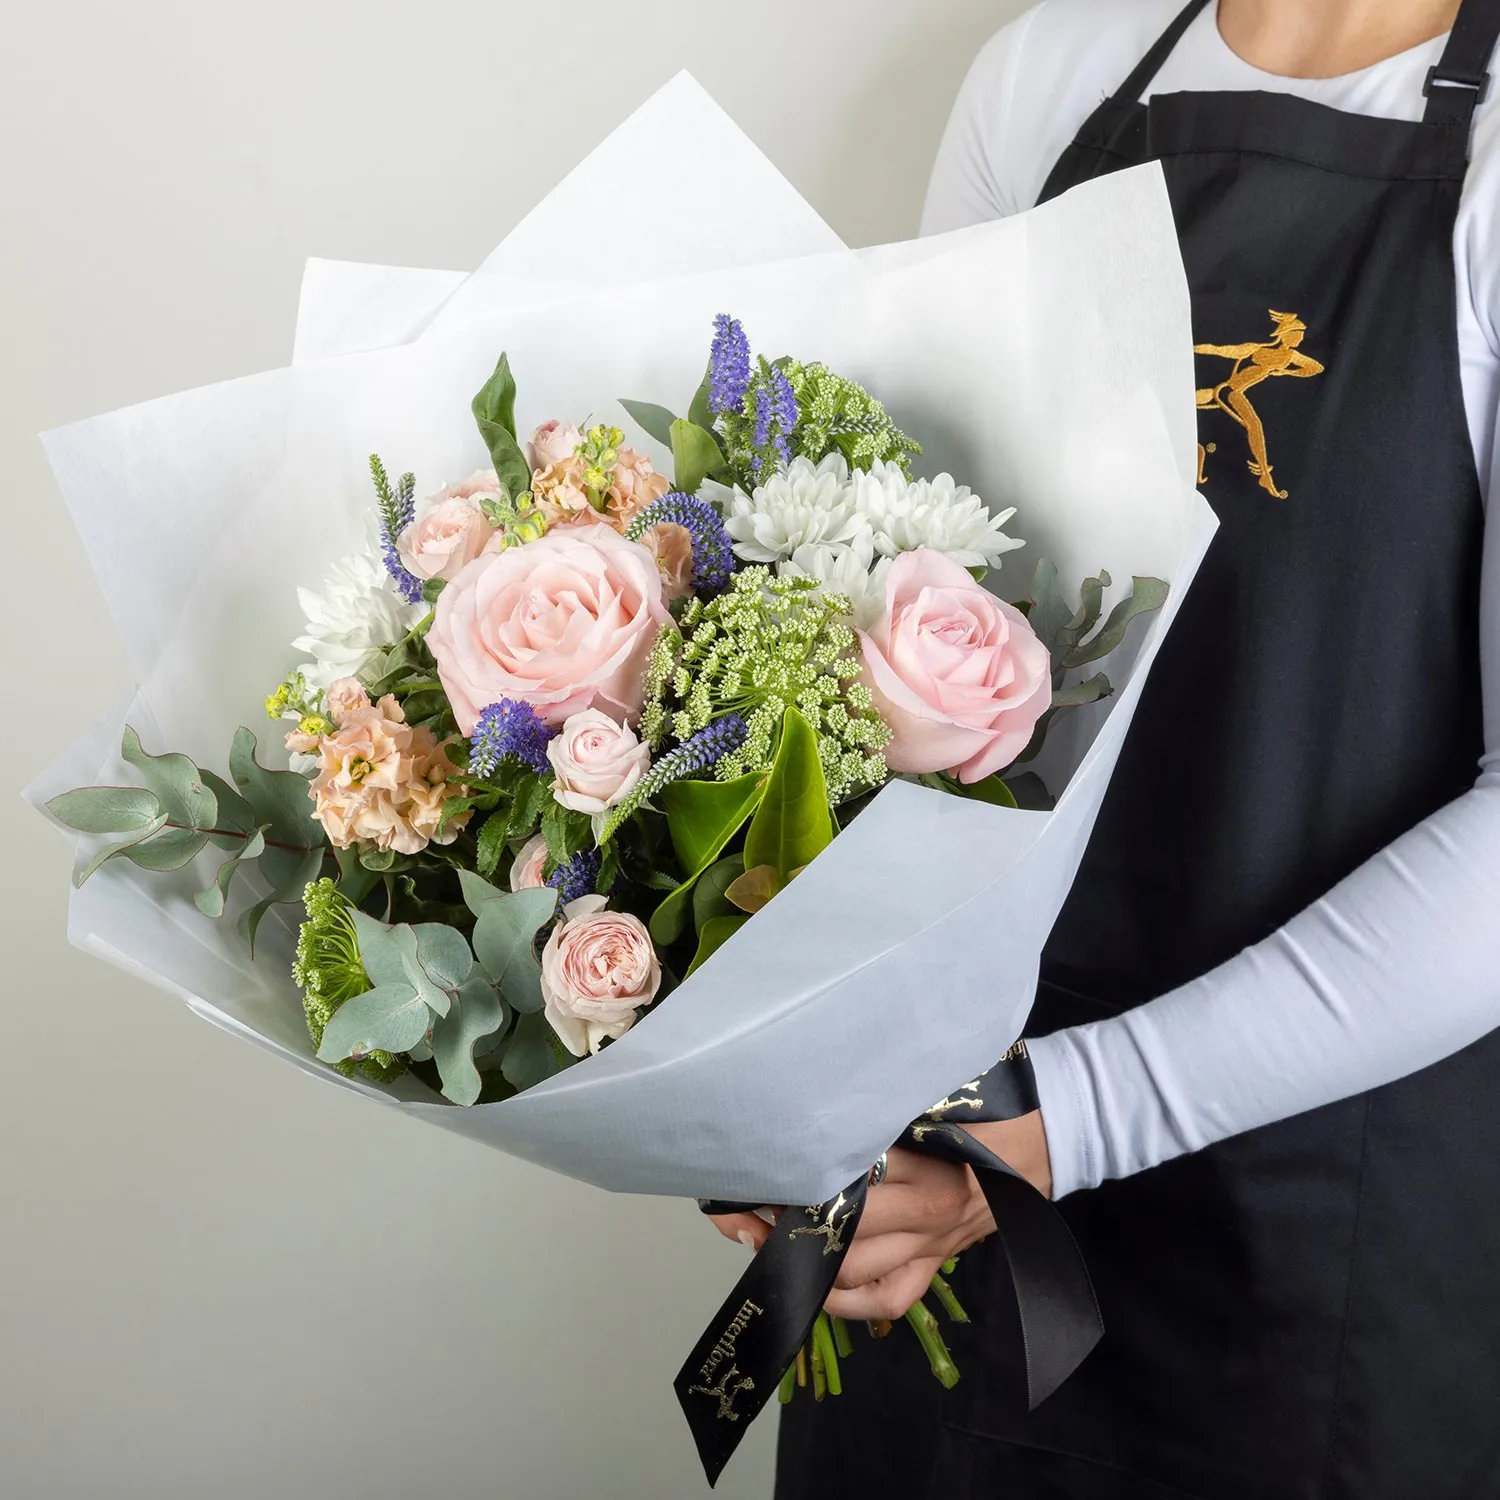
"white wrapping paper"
28,85,1213,1205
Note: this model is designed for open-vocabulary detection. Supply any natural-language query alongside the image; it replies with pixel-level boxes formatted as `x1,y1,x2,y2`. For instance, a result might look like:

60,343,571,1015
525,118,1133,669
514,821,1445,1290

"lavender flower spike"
468,698,556,777
708,314,752,417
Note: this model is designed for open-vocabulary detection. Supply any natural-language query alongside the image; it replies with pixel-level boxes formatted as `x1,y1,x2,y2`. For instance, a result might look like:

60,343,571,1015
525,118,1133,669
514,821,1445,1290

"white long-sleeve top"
921,0,1500,1198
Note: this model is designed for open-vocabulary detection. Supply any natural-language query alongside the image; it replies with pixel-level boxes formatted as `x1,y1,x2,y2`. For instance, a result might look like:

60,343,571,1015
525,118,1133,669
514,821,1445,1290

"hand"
708,1110,1053,1322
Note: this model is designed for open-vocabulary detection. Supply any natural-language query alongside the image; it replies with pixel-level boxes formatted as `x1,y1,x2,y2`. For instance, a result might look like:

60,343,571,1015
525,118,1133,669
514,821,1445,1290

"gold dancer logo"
789,1193,856,1256
688,1363,756,1422
1194,310,1325,498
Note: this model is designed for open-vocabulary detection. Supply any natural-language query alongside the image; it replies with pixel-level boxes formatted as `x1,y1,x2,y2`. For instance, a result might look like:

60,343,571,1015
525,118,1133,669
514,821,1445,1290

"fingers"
825,1256,944,1322
708,1211,772,1251
834,1231,934,1290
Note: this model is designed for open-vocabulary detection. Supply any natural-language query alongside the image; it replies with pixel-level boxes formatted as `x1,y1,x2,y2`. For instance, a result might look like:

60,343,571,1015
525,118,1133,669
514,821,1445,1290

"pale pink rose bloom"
859,548,1052,784
396,481,497,583
539,894,662,1056
300,683,471,854
547,709,651,814
428,523,671,734
527,421,583,473
509,833,549,892
641,521,695,601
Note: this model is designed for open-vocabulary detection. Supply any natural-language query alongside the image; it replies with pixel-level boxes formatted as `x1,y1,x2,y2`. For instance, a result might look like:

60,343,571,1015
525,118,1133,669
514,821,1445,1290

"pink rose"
642,521,695,601
428,523,671,733
547,709,651,814
397,481,498,583
527,420,583,472
509,832,549,892
859,548,1052,784
539,894,662,1056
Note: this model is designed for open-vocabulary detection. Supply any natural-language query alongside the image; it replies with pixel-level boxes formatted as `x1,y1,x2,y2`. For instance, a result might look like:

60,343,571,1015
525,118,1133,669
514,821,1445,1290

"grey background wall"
1,2,1028,1495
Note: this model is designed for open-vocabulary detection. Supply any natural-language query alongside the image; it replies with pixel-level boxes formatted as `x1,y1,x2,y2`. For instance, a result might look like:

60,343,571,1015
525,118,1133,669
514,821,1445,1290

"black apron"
777,2,1500,1496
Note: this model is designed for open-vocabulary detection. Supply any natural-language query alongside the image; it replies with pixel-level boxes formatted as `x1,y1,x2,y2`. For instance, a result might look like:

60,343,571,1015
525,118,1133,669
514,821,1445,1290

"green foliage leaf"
195,828,266,918
1061,577,1170,669
688,364,716,433
501,1010,565,1092
619,399,679,448
198,769,257,849
431,975,508,1106
687,915,747,977
541,799,590,868
1025,559,1074,661
475,812,511,880
121,725,217,832
951,774,1019,809
744,707,833,881
349,910,419,988
1003,772,1055,812
1052,673,1113,709
693,854,745,932
334,845,382,906
670,418,726,496
73,813,169,886
458,872,557,1015
228,727,324,899
121,827,208,873
316,983,433,1063
725,863,783,914
421,578,447,605
651,772,767,946
47,785,161,835
472,353,533,505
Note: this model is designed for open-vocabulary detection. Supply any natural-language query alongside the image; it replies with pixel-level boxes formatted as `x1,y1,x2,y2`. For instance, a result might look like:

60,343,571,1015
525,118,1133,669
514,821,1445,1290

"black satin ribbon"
676,1042,1104,1486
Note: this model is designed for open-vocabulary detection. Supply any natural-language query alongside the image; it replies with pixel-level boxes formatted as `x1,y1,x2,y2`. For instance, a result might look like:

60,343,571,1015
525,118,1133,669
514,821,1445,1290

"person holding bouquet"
757,1,1500,1495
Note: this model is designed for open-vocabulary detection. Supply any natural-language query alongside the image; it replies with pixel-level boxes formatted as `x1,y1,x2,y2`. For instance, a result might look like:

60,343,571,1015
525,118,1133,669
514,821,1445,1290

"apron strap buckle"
1423,63,1492,103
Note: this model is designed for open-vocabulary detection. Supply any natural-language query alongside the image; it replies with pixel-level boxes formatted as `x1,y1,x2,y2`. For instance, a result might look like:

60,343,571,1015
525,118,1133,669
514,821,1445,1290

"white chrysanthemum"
291,541,425,693
781,538,890,630
852,460,1025,572
724,454,865,564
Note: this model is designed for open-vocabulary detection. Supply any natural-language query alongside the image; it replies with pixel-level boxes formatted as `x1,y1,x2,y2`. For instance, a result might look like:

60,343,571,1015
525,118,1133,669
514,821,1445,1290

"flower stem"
831,1316,854,1359
778,1362,797,1405
810,1328,828,1401
795,1346,808,1388
905,1299,961,1389
930,1271,970,1324
813,1313,843,1397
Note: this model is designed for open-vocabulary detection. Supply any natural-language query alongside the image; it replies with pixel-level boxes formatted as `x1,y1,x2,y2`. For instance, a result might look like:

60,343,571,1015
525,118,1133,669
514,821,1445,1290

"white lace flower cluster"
723,455,1024,626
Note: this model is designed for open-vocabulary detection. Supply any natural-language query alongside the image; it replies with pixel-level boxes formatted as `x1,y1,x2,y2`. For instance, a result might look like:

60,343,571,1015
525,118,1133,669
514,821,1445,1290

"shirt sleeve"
1029,429,1500,1195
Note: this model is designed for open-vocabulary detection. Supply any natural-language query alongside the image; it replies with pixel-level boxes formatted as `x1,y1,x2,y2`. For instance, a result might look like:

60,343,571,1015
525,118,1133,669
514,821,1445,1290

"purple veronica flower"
751,365,799,476
709,314,752,417
546,848,602,905
630,493,738,592
468,698,556,777
379,497,424,605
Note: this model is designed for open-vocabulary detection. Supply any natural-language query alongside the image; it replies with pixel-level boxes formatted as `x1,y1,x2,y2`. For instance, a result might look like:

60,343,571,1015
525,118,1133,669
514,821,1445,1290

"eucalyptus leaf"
401,948,453,1019
334,846,382,906
73,813,169,886
431,975,508,1106
1025,558,1073,659
410,923,475,992
501,1010,565,1092
670,418,726,496
743,707,833,881
619,399,679,448
687,914,748,978
123,828,210,873
316,983,433,1063
350,910,421,988
459,872,557,1014
1055,572,1109,660
259,847,326,904
121,725,217,831
1052,673,1113,709
195,828,266,918
228,727,323,854
198,768,258,849
1061,577,1170,669
47,785,161,835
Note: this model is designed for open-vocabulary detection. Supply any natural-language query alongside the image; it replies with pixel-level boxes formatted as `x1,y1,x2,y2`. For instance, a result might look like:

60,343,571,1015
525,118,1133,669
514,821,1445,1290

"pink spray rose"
509,832,549,892
547,709,651,814
526,420,583,472
539,894,662,1056
858,548,1052,784
397,477,501,583
427,523,671,733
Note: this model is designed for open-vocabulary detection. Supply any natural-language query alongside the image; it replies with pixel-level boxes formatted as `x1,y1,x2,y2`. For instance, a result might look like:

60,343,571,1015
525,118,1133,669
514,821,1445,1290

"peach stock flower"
531,445,671,533
427,523,670,733
539,894,661,1056
858,549,1052,784
290,678,470,854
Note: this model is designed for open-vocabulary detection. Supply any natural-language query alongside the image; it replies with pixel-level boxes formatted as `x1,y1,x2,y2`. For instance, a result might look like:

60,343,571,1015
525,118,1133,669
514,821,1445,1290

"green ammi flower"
292,879,405,1083
779,359,922,476
644,568,890,803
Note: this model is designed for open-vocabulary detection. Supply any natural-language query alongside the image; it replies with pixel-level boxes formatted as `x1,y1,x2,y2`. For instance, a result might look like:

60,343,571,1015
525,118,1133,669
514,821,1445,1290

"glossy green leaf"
47,785,161,835
316,983,432,1063
73,813,169,886
651,772,767,946
670,417,725,496
334,846,382,906
686,914,748,977
744,707,833,881
693,854,745,932
1003,772,1055,812
687,363,716,433
952,775,1019,810
619,399,679,448
725,863,783,913
501,1010,565,1091
431,975,508,1105
472,353,533,505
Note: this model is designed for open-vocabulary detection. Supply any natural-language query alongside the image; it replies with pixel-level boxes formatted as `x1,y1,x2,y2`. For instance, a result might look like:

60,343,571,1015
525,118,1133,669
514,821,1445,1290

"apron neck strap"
1111,0,1214,104
1423,0,1500,138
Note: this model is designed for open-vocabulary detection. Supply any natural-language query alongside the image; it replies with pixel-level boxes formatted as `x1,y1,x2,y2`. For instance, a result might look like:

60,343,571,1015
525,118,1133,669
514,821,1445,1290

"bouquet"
29,76,1215,1488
